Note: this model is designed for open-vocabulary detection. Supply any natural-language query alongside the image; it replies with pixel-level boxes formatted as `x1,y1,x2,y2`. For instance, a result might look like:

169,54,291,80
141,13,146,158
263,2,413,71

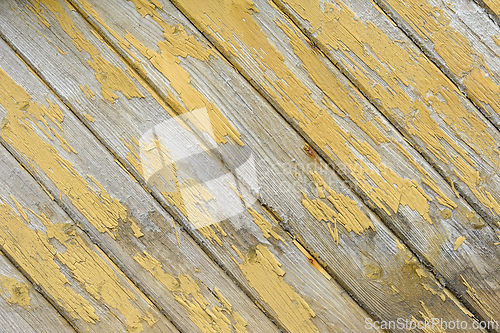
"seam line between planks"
166,0,494,326
60,0,384,329
0,31,187,333
0,248,80,333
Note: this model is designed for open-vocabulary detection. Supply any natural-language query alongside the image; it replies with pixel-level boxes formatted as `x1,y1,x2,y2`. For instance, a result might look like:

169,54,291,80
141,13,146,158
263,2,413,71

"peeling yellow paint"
302,172,374,243
0,67,135,237
83,113,95,122
134,251,247,333
73,0,242,146
293,240,331,280
174,0,454,225
0,276,30,308
247,206,286,244
422,282,446,302
233,244,318,333
462,275,494,320
277,0,500,216
481,0,500,19
31,0,143,102
383,0,500,127
0,201,99,324
453,236,466,250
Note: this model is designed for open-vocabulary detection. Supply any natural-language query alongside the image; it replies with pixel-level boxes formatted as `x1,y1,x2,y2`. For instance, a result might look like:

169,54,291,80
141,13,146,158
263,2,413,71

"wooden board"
271,0,500,228
2,0,484,330
0,252,75,333
0,147,177,333
10,0,493,327
0,37,281,333
0,2,377,332
150,0,500,324
374,0,500,132
473,0,500,27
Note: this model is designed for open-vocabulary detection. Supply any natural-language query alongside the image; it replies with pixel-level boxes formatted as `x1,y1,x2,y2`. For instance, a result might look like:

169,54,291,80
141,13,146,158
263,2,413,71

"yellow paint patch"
462,275,494,320
0,199,159,332
0,202,98,323
32,0,143,102
278,0,500,216
453,236,466,250
174,0,448,224
0,276,30,308
74,0,242,146
134,251,247,333
247,206,286,244
0,67,135,237
483,0,500,17
292,240,331,280
234,244,318,333
83,113,95,122
302,172,374,243
384,0,500,124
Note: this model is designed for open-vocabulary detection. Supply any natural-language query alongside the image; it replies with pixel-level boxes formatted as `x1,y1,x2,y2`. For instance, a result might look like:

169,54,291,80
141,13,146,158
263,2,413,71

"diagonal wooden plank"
0,150,177,333
0,2,378,332
0,251,76,333
24,0,498,327
0,38,281,333
271,0,500,229
472,0,500,27
373,0,500,133
142,0,500,325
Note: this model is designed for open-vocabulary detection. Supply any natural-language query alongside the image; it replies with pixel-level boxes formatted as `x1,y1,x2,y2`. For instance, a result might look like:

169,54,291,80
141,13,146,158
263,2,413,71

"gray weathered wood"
155,0,500,324
374,0,500,132
0,2,375,332
0,38,280,333
0,149,178,332
0,252,76,333
2,0,491,328
272,0,500,228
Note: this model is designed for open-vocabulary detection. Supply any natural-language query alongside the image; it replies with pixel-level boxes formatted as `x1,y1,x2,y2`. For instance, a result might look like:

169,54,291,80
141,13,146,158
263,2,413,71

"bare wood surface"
19,0,495,328
0,147,177,333
374,0,500,132
154,0,500,325
0,252,76,333
0,2,378,332
0,37,280,333
472,0,500,27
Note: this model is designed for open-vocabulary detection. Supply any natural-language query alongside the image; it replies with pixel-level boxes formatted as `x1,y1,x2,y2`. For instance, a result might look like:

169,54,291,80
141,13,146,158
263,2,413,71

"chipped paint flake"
0,276,31,308
234,244,318,333
134,251,247,333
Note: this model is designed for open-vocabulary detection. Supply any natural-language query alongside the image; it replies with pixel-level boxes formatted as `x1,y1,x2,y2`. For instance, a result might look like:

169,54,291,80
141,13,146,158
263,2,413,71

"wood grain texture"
45,0,496,328
472,0,500,27
0,252,75,333
0,147,177,333
0,0,481,330
0,35,280,333
374,0,500,132
161,0,500,325
0,1,376,332
272,0,500,228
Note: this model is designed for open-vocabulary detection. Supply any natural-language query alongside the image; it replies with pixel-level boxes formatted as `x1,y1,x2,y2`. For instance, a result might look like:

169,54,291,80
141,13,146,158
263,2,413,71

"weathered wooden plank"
0,39,280,333
0,150,177,333
272,0,500,228
0,2,377,332
374,0,500,132
22,0,496,328
473,0,500,27
145,0,500,324
0,251,76,333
